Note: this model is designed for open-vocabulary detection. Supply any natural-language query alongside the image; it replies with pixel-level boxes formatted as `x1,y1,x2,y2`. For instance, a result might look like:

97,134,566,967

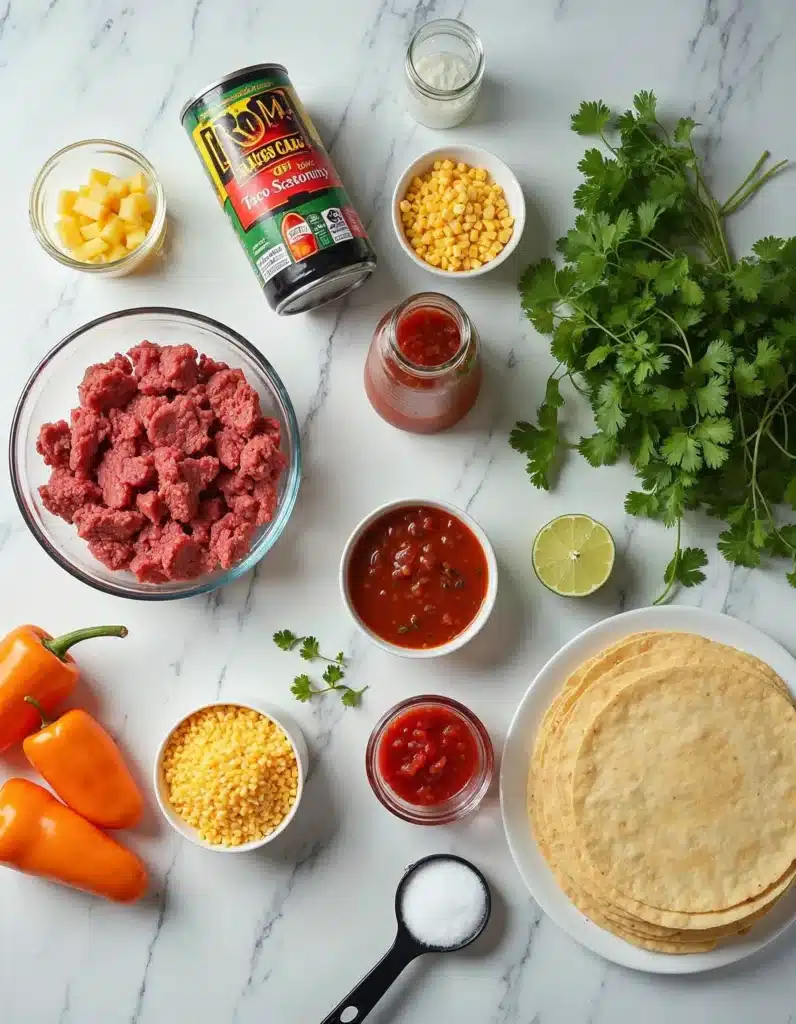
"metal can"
180,64,377,315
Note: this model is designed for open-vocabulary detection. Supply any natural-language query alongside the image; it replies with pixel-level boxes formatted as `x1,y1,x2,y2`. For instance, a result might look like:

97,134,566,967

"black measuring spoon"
320,853,491,1024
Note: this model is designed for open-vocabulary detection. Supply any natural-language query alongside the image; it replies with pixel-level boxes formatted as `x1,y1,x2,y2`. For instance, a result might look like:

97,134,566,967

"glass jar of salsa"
365,695,494,824
364,293,482,433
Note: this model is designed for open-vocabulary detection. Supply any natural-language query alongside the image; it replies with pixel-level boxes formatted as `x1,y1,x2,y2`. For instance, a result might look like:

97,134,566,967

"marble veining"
2,0,796,1021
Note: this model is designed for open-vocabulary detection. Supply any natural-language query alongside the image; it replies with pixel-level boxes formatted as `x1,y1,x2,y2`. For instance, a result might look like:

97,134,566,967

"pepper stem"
24,696,51,730
42,625,128,661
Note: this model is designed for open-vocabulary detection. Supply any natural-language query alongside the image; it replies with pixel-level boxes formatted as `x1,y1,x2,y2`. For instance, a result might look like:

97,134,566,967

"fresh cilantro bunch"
511,91,796,601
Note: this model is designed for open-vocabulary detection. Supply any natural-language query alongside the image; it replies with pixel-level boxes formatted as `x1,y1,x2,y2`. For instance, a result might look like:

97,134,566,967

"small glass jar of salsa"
364,293,482,433
366,695,494,824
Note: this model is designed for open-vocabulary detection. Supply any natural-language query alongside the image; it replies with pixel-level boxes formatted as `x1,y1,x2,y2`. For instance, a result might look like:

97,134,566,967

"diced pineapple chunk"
100,215,126,246
57,190,78,215
76,237,109,261
127,171,147,193
105,176,129,212
72,195,105,221
118,193,143,224
108,244,129,262
80,222,102,240
78,185,91,197
124,227,147,250
88,168,111,186
56,216,83,250
88,183,109,206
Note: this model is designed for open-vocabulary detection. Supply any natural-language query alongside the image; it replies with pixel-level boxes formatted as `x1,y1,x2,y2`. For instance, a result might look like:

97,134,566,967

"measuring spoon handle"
320,936,420,1024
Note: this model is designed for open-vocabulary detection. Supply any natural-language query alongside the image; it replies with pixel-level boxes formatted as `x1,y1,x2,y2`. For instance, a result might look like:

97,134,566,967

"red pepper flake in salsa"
378,705,480,805
347,505,488,649
395,307,461,367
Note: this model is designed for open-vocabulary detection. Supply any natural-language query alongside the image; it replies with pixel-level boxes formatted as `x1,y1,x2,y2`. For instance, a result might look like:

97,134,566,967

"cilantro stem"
653,518,681,606
721,160,788,216
719,151,771,213
765,432,796,461
656,309,694,366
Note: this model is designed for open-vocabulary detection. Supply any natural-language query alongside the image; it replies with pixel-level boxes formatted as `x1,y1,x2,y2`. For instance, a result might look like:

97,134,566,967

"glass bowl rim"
8,305,302,601
28,138,167,273
365,693,494,824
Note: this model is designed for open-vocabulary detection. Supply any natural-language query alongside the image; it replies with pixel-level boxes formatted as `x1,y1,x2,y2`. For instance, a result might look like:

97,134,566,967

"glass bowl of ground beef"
9,307,301,599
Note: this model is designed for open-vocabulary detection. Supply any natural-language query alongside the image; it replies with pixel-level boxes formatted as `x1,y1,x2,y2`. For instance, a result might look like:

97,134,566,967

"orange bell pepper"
0,624,127,752
0,778,147,902
23,703,144,830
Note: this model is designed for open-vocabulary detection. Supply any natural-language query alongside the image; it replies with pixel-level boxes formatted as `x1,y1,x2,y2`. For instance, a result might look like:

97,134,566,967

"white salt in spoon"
320,854,491,1023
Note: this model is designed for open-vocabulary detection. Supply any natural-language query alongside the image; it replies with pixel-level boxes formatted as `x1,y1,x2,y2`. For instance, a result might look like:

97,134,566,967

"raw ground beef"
36,341,287,583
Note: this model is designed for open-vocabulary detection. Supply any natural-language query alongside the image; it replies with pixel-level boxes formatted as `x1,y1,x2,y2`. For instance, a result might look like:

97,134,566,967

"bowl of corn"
391,145,525,277
30,139,167,277
154,699,307,852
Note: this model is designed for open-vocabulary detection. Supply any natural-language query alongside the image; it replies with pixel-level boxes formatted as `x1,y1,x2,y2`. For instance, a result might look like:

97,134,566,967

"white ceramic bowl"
153,698,308,853
391,145,525,279
339,497,498,659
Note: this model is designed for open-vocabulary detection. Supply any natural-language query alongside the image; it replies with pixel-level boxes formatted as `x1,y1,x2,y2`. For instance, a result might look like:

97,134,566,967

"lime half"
532,515,615,597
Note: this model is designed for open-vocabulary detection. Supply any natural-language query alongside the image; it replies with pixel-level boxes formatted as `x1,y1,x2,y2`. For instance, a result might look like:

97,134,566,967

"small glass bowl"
9,307,301,600
29,139,167,277
366,695,494,825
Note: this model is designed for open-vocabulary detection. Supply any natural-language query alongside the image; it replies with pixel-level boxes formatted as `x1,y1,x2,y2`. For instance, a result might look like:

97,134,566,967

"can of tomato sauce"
180,64,377,315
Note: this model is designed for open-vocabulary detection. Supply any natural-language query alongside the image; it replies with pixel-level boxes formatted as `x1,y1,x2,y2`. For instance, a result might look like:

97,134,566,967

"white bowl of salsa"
339,498,498,658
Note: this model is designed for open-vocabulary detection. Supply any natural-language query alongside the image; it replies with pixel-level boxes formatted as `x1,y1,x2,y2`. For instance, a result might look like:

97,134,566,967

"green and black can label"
181,64,376,315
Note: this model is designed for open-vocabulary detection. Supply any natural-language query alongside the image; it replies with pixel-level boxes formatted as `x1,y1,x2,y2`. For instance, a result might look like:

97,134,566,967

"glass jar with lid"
404,20,485,130
364,293,482,434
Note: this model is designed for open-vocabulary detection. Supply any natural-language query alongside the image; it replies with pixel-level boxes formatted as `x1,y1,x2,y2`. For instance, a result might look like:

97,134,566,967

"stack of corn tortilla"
528,631,796,953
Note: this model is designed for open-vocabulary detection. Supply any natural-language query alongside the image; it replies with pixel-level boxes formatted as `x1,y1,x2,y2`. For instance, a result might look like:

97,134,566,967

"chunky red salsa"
347,505,489,649
395,306,461,367
378,705,480,805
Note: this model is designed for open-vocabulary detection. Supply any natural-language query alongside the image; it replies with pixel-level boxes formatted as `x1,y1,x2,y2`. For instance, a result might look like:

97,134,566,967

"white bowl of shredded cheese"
391,145,525,279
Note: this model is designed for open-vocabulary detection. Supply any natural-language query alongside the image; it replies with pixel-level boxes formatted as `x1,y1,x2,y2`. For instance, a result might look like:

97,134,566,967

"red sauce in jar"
347,504,489,649
378,705,480,805
363,295,482,434
395,307,461,367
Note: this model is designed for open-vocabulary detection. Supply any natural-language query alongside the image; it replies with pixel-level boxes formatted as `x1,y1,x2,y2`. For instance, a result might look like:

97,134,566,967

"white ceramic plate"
500,605,796,974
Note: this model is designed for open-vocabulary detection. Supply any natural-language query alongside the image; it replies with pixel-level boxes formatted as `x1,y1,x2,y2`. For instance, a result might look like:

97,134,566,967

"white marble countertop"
2,0,796,1021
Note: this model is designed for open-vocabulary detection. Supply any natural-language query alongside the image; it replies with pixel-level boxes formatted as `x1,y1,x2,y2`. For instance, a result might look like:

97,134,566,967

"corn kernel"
400,200,411,213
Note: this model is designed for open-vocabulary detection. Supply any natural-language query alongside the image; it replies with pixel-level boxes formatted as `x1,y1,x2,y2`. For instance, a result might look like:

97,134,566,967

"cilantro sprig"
512,91,796,600
274,631,366,708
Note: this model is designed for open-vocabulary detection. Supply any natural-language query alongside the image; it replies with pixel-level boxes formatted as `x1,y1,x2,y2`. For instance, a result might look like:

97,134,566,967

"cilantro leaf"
322,664,345,686
579,433,620,466
732,262,764,300
673,117,697,144
680,278,705,306
697,339,734,376
733,358,765,397
595,378,627,435
273,629,300,651
637,201,663,237
290,674,315,702
693,376,728,416
664,546,708,587
571,100,612,136
340,686,368,708
299,636,320,661
632,90,658,122
752,236,784,261
662,429,702,472
718,527,761,568
625,490,660,517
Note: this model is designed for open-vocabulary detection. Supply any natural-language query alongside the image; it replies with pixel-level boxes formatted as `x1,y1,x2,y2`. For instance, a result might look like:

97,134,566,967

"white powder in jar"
405,51,481,129
400,859,488,948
